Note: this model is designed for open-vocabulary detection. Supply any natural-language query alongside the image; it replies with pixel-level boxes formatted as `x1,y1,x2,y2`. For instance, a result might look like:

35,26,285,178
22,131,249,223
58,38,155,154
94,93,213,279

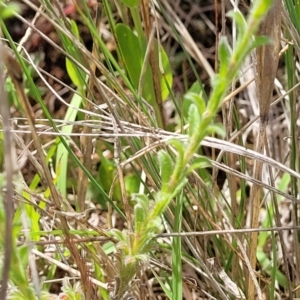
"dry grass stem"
248,1,282,299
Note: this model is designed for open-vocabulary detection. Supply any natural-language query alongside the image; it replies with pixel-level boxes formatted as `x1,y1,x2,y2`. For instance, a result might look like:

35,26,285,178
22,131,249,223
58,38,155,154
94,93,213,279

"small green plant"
107,1,275,298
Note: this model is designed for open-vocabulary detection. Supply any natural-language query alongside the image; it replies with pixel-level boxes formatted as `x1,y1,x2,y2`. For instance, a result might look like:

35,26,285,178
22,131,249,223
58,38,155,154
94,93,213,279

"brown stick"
76,3,102,212
0,42,17,300
247,1,281,299
141,0,165,129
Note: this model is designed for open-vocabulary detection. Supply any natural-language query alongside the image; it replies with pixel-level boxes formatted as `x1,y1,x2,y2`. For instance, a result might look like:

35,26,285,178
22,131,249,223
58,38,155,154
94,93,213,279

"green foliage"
116,24,142,87
55,19,86,197
65,20,86,88
256,173,291,288
91,149,140,208
108,0,275,298
158,150,173,192
182,82,208,123
60,278,84,300
218,37,231,76
133,194,149,233
0,0,284,299
187,156,211,174
7,290,57,300
55,91,82,197
0,1,19,20
120,0,140,8
0,178,36,299
115,22,173,126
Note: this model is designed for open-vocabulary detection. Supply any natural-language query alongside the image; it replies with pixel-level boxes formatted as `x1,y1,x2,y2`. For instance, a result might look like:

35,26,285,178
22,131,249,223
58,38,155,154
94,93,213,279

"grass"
0,0,299,299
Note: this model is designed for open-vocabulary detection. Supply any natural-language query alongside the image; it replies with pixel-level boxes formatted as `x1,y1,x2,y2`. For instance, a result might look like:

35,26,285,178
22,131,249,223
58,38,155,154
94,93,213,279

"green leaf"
206,123,225,137
239,36,271,63
124,173,140,195
116,24,171,127
134,202,146,232
257,248,287,287
55,91,82,196
132,194,149,232
218,36,231,76
152,269,173,299
158,150,173,191
66,57,85,88
156,42,173,100
187,156,211,173
168,139,185,157
132,193,149,211
251,35,271,49
120,0,140,8
131,254,149,263
107,229,126,242
0,2,20,20
251,0,274,19
69,19,80,39
169,178,188,201
116,24,142,88
102,241,116,255
152,177,188,218
115,24,155,115
227,10,246,38
64,20,86,88
183,83,207,120
168,139,185,177
61,278,84,300
186,92,206,115
188,103,201,137
98,153,116,192
91,150,122,207
188,80,207,100
278,173,290,193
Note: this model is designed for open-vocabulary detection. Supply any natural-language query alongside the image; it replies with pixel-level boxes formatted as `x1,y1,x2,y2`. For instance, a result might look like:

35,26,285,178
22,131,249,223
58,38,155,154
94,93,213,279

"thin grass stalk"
20,0,158,136
0,41,16,300
172,192,183,300
76,3,102,212
230,108,248,285
283,0,300,294
223,2,240,283
222,100,240,283
0,33,66,219
141,0,165,128
16,0,126,216
155,0,212,90
75,4,166,192
114,123,133,232
0,26,101,296
286,35,300,296
247,1,281,298
265,141,292,298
